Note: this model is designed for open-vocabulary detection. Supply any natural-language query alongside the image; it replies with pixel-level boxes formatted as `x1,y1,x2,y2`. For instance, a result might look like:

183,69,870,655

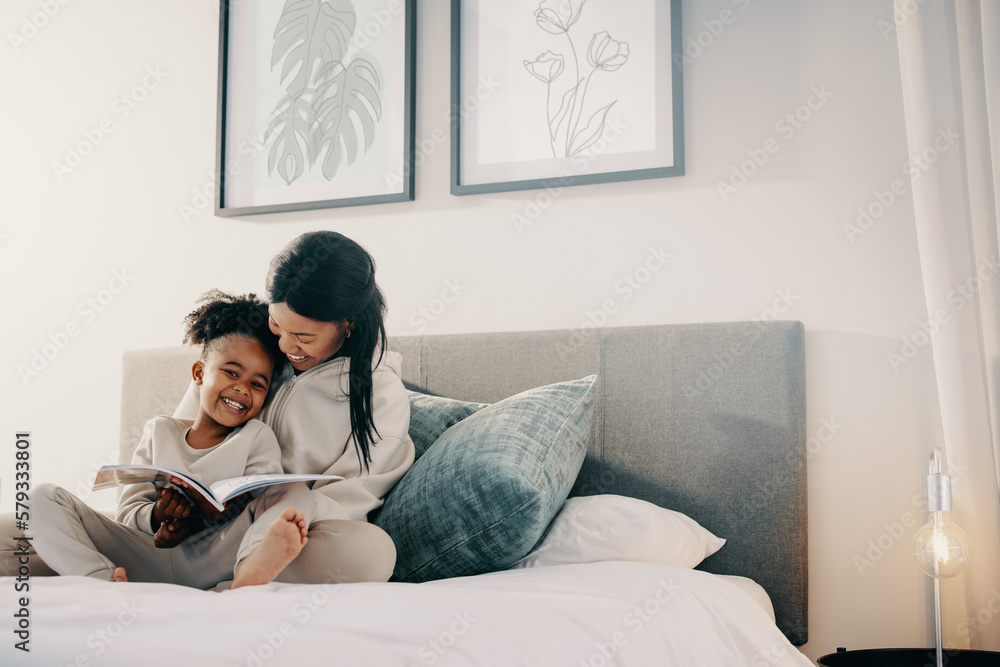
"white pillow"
510,494,726,570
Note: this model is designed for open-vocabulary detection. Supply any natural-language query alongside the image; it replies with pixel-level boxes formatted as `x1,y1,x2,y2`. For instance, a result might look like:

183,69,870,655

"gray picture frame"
450,0,684,196
215,0,416,217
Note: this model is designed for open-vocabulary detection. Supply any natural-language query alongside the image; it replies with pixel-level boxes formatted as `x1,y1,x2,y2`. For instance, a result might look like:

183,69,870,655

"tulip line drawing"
523,0,629,159
266,0,383,186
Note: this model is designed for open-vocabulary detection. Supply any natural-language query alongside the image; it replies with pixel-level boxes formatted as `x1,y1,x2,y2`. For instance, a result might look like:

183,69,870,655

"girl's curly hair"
182,289,283,366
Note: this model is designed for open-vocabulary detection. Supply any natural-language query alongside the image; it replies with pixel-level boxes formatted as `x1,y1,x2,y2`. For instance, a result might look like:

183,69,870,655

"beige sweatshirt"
174,351,415,522
116,416,283,534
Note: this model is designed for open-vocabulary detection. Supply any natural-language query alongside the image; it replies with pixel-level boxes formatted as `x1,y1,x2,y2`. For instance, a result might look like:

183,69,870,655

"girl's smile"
220,394,249,414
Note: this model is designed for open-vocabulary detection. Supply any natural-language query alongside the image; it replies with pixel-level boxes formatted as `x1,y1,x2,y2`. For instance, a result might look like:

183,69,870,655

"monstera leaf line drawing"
266,95,317,185
312,58,382,180
266,0,383,185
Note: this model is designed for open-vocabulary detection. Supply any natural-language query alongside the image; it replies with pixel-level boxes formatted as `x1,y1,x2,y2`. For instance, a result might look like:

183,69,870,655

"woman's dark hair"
183,289,284,371
265,231,387,471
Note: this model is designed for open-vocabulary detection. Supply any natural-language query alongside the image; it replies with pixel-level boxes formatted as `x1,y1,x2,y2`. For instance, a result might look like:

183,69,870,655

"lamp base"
817,648,1000,666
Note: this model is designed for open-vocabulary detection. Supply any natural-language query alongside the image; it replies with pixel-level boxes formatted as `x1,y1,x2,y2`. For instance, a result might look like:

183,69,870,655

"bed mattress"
2,560,809,666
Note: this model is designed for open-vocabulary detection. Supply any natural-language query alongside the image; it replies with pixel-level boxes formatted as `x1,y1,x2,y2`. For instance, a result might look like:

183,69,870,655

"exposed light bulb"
913,510,970,579
912,448,970,579
911,447,970,667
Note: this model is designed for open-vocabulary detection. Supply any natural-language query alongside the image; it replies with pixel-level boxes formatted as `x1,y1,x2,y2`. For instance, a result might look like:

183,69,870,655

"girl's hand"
166,477,224,521
153,517,196,549
152,486,192,529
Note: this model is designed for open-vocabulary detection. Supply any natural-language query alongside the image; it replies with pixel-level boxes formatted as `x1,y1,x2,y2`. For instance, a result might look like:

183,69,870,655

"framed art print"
451,0,683,195
216,0,415,216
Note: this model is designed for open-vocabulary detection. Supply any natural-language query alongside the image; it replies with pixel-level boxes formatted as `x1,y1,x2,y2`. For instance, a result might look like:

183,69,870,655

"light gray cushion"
376,375,597,582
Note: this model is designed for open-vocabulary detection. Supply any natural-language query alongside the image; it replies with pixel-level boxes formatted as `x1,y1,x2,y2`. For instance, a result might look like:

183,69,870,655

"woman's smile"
268,301,350,372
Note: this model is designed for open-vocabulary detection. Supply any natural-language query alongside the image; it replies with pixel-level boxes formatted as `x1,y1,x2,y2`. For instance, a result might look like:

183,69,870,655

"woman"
174,231,415,584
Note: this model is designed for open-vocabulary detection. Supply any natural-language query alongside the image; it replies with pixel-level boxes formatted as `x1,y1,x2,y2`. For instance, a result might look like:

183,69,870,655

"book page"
208,474,343,504
92,465,214,500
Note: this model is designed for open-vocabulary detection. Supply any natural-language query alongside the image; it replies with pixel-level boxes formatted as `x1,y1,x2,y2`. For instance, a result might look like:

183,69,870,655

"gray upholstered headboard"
388,321,807,645
120,321,807,645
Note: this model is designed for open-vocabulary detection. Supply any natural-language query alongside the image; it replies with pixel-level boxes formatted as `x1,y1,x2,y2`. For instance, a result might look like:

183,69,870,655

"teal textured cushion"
406,391,488,460
376,375,597,582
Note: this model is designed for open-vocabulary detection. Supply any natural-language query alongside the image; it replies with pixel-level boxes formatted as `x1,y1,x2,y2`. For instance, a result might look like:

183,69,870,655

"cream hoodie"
174,351,415,522
116,416,283,534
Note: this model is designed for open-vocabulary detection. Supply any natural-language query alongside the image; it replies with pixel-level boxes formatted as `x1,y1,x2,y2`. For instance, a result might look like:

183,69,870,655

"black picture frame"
216,0,416,216
450,0,683,196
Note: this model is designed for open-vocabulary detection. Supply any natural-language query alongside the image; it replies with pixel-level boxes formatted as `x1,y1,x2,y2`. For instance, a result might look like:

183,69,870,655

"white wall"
1,0,952,662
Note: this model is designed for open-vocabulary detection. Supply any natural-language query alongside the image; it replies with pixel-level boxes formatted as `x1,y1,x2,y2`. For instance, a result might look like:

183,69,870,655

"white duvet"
1,561,811,666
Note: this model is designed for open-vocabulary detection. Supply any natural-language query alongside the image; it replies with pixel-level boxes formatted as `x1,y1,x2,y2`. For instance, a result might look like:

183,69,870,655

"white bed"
2,562,808,666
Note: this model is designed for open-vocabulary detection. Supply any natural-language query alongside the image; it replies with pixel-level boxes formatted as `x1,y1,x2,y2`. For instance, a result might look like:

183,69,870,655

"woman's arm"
276,356,415,522
314,365,415,521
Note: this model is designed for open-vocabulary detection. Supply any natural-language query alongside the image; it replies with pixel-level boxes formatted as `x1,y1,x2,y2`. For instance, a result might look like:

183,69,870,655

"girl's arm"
242,421,285,477
115,419,160,535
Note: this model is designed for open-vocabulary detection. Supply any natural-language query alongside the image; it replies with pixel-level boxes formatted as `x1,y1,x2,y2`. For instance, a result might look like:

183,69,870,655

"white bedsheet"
716,574,777,623
1,561,810,666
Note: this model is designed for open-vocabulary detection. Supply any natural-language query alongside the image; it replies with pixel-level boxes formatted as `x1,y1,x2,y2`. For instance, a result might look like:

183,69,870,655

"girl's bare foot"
110,567,128,582
232,508,308,589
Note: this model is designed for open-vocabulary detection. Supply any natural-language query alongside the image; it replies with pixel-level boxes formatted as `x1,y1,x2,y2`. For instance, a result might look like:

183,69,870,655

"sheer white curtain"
895,0,1000,650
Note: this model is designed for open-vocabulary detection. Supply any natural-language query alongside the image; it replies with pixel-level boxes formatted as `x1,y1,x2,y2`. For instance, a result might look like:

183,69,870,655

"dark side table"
817,648,1000,666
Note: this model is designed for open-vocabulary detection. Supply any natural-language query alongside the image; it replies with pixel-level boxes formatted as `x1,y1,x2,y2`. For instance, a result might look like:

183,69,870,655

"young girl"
30,291,314,589
173,231,416,584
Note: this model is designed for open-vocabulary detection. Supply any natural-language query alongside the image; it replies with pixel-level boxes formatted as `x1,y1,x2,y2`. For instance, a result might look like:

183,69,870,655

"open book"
92,465,343,513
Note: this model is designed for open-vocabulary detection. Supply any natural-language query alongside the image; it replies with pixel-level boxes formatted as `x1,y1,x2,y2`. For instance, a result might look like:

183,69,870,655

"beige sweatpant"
29,482,396,588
